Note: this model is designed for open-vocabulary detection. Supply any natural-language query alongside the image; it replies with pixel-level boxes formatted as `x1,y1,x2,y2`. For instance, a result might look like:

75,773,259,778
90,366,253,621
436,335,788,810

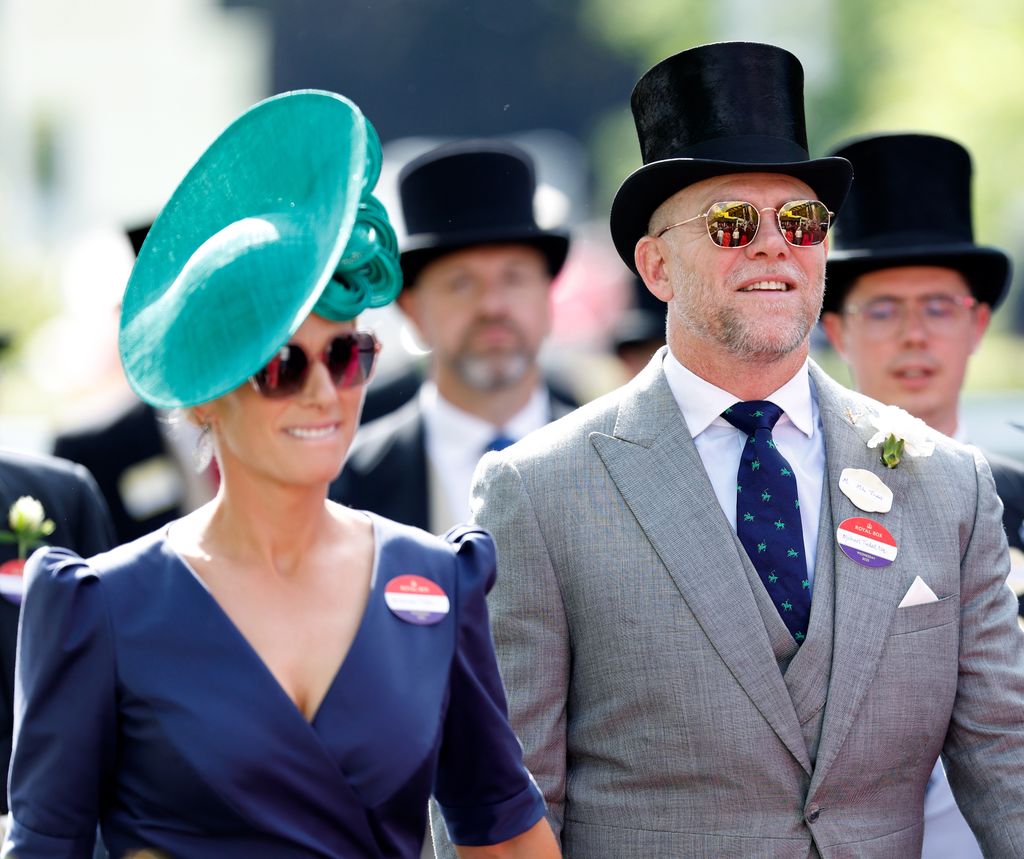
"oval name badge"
837,517,898,568
384,575,450,626
839,467,893,514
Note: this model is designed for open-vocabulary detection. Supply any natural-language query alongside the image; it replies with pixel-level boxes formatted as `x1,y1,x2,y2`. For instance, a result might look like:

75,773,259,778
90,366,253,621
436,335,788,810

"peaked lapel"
590,353,811,773
806,363,917,789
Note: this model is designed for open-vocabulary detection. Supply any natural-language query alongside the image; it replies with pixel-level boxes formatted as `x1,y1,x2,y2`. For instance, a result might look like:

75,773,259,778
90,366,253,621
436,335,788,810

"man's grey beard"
454,352,532,392
702,303,819,361
672,266,823,362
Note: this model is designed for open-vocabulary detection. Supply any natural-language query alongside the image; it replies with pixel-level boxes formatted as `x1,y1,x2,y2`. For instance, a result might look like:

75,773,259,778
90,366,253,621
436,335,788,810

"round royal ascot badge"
837,517,898,569
384,575,450,626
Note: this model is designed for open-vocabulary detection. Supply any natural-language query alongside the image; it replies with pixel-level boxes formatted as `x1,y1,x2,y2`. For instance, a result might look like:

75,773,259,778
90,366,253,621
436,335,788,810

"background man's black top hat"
610,41,853,272
126,223,152,258
823,132,1012,312
612,276,666,354
398,140,570,288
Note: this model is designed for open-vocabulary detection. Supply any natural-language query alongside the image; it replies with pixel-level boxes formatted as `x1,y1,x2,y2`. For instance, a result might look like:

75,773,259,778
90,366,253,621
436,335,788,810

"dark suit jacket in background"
988,451,1024,552
360,363,428,425
0,449,116,812
333,388,577,531
53,400,186,544
986,450,1024,615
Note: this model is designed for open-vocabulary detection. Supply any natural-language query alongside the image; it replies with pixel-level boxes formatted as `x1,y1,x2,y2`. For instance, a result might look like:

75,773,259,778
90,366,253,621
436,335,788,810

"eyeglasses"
843,294,978,340
249,331,380,398
656,200,833,248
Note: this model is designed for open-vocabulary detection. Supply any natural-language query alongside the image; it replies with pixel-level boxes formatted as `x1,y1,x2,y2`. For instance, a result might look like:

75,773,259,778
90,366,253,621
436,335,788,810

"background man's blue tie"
483,434,516,454
722,401,810,644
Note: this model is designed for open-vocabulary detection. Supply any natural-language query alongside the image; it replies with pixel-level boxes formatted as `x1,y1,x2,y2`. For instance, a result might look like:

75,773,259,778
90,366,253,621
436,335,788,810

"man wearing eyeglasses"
431,44,1024,859
820,133,1022,859
819,133,1023,597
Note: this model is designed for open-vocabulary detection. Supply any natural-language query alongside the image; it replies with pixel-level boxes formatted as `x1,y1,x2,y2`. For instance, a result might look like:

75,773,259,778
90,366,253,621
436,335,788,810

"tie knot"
722,400,784,435
484,433,516,454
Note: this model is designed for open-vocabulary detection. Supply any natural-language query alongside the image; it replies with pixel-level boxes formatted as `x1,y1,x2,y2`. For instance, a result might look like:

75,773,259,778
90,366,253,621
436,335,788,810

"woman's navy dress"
2,514,545,858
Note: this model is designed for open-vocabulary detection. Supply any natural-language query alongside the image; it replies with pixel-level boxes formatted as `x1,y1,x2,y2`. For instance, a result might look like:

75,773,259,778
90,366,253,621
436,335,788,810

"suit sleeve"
431,527,547,847
2,548,117,859
432,455,570,859
942,450,1024,855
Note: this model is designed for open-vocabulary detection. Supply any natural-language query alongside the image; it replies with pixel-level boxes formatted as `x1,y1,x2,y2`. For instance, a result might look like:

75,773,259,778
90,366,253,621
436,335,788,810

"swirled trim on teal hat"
118,89,401,409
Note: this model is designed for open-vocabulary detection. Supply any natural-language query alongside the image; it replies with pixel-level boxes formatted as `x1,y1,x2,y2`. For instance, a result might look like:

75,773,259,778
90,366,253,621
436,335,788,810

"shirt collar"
662,350,815,440
419,381,551,456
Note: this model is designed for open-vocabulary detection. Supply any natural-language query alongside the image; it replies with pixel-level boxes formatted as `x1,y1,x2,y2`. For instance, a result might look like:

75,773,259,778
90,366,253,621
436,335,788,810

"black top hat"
398,140,570,287
612,276,666,352
610,42,853,272
126,223,152,258
823,133,1012,313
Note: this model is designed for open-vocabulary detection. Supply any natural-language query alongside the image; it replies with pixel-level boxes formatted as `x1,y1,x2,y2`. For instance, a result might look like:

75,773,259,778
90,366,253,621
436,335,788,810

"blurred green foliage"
0,257,57,362
583,1,1024,245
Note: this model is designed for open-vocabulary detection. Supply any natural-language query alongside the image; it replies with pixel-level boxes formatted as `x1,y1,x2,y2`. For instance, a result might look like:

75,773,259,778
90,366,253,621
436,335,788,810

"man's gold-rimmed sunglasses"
655,200,833,248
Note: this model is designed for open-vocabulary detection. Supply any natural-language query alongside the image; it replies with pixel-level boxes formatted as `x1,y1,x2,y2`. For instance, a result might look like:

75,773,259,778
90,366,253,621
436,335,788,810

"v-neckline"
163,512,382,727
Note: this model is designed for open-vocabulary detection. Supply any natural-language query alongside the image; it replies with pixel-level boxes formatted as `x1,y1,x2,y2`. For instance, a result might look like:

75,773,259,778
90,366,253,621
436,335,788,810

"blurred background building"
2,0,1023,456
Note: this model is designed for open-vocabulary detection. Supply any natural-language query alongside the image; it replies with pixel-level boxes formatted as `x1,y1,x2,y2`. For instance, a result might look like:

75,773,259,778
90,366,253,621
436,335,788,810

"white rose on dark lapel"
866,405,936,469
0,496,57,605
1,495,56,559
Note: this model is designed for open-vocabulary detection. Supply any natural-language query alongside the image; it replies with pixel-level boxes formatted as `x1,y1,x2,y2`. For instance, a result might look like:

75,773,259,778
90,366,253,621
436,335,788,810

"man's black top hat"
823,132,1011,313
398,140,570,288
126,223,152,258
610,41,853,272
612,276,666,353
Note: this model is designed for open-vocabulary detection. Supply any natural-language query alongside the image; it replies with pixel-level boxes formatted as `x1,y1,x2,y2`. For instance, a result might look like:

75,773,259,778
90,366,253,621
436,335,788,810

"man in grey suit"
429,42,1024,859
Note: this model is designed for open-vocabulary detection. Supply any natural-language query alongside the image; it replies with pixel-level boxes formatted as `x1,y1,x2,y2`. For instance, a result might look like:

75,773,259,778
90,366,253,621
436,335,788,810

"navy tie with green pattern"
723,401,810,644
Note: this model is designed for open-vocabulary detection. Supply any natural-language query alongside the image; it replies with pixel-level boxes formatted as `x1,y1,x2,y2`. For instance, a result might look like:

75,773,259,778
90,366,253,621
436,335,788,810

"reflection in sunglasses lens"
708,202,759,247
704,200,831,248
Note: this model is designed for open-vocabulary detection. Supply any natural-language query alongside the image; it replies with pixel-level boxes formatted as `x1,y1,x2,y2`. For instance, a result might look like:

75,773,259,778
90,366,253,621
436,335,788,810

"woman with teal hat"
3,91,559,859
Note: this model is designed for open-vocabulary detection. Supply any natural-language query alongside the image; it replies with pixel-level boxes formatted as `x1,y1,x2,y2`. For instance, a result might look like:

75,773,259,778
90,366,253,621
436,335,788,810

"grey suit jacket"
430,351,1024,858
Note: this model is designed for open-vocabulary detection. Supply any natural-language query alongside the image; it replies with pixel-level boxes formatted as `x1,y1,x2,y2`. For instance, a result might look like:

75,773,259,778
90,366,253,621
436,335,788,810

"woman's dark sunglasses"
249,331,380,399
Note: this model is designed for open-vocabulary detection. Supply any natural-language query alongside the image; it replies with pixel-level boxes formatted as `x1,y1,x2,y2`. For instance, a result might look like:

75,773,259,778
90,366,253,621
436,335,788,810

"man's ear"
396,287,415,319
396,287,430,347
819,311,848,360
396,288,422,329
968,302,992,354
634,236,673,303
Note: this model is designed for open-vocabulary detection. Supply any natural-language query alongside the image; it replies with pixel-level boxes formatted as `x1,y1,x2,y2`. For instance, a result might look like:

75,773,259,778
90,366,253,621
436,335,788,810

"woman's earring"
193,423,214,474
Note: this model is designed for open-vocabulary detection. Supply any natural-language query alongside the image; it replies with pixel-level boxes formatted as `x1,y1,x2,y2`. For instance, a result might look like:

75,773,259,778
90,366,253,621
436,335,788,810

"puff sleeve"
431,527,546,847
2,547,117,859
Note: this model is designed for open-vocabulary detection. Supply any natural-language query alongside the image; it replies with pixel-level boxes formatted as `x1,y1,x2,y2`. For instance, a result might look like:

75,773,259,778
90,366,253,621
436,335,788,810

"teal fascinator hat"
119,89,401,408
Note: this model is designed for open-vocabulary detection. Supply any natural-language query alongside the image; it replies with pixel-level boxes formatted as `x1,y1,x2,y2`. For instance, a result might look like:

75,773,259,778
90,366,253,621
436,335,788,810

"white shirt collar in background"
420,382,551,531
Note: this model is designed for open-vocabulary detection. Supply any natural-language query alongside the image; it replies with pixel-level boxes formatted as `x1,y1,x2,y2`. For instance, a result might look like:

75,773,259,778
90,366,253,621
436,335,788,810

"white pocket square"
898,575,939,608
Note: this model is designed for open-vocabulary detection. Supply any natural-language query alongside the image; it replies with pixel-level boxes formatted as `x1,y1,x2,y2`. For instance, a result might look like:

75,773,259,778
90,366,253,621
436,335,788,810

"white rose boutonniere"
0,496,56,605
1,496,56,560
866,405,936,469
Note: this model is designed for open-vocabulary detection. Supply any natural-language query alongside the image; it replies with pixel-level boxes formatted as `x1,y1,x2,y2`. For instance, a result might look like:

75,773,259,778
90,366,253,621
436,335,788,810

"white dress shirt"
662,351,825,588
420,382,552,530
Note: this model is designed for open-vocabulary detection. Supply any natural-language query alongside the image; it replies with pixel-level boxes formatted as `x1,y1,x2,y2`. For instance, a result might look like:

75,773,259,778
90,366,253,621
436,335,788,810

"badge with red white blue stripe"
0,559,26,605
384,575,450,625
837,517,898,568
